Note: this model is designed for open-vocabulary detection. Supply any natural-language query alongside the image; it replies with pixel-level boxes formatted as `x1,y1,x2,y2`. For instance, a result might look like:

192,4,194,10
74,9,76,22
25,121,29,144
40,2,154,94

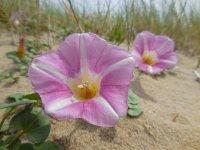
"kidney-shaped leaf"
0,100,37,109
19,143,35,150
128,90,139,105
23,93,41,101
8,93,24,102
36,141,60,150
128,105,144,117
10,107,51,143
0,122,9,132
19,141,59,150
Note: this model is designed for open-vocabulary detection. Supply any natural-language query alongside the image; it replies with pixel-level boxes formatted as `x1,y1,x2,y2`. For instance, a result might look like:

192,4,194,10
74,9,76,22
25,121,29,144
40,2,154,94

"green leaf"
8,93,24,102
4,135,21,150
128,90,140,105
23,93,40,101
128,105,143,117
8,93,40,102
19,143,35,150
6,51,21,63
0,146,7,150
0,140,4,145
20,68,28,76
128,100,139,105
0,71,14,81
4,107,13,114
9,139,21,150
4,71,14,78
36,141,60,150
0,122,9,132
16,64,27,70
0,100,36,109
10,107,51,143
21,71,28,76
0,93,40,109
29,49,39,55
16,64,28,76
0,141,6,150
19,141,60,150
26,40,33,48
128,103,136,109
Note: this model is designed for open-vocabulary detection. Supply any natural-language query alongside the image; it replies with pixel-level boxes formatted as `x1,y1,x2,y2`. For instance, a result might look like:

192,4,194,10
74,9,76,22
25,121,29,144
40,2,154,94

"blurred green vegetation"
0,0,200,55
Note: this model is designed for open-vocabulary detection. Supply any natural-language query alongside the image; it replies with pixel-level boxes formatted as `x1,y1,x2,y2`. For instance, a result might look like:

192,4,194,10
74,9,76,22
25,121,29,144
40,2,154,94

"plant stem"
7,130,24,148
62,0,83,33
0,107,14,129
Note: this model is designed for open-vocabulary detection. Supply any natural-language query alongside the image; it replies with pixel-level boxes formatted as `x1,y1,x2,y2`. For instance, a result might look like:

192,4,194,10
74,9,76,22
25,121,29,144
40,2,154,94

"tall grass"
0,0,200,55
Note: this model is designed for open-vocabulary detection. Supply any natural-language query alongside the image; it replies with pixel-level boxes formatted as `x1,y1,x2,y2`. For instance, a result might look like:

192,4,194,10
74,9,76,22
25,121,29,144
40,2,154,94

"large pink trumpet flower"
131,31,178,74
29,33,134,127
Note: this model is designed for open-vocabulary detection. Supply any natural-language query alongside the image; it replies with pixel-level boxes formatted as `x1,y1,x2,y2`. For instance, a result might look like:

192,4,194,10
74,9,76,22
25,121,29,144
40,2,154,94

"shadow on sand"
54,120,116,149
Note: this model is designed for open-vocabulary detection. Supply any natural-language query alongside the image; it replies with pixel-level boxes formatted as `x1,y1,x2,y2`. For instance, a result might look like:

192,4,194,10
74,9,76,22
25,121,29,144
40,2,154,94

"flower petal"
28,51,69,93
137,63,149,73
44,93,84,120
152,52,178,74
40,91,73,113
137,51,178,74
82,97,119,127
100,85,128,117
132,31,154,56
100,57,134,86
81,33,131,74
153,36,175,56
99,58,134,117
79,33,107,71
94,45,132,74
59,33,81,77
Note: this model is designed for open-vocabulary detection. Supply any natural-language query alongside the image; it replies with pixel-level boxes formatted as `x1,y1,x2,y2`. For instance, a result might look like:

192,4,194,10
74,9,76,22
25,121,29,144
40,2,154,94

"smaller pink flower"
131,31,178,74
28,33,134,127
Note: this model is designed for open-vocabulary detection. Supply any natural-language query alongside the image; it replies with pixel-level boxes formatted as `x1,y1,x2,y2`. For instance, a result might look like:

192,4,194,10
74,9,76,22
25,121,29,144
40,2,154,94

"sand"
0,32,200,150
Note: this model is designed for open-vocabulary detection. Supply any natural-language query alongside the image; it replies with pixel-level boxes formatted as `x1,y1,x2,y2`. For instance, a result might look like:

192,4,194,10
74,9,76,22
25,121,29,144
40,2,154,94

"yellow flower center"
142,50,158,65
68,70,100,101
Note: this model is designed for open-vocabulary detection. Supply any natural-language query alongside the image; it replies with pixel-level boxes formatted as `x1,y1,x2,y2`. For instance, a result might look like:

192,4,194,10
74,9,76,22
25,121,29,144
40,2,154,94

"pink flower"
131,31,178,74
28,33,134,127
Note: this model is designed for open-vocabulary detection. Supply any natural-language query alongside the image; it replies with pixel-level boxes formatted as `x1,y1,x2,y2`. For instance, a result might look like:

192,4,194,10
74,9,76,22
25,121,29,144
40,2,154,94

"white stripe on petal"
79,34,88,70
46,97,77,113
147,65,153,74
159,59,177,65
141,33,148,51
156,38,172,51
100,57,134,78
132,49,142,59
96,97,119,119
32,62,68,83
